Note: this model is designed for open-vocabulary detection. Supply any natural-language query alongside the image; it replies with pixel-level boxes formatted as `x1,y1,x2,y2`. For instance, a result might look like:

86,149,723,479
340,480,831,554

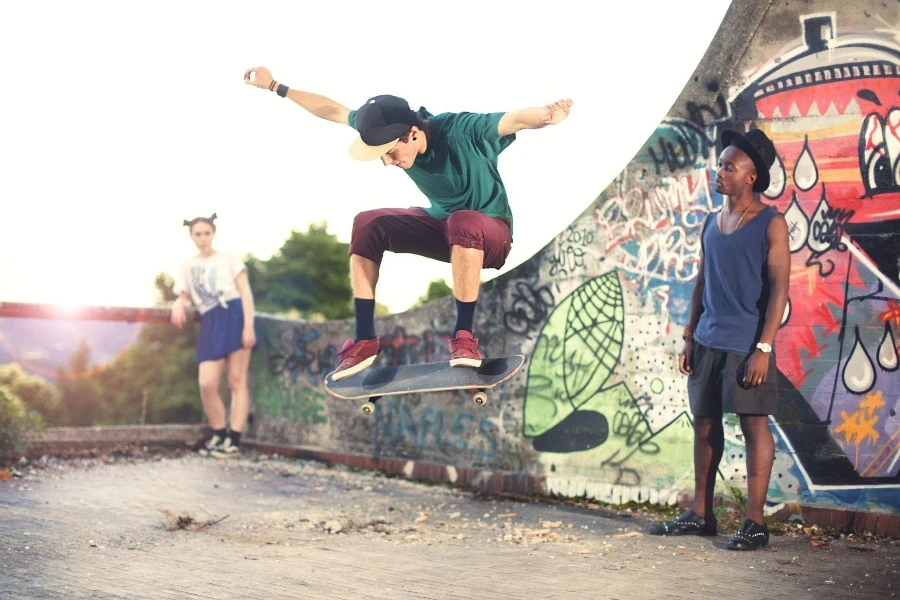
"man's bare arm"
677,249,706,375
760,214,791,346
687,251,706,329
497,99,573,136
284,89,351,125
244,66,351,126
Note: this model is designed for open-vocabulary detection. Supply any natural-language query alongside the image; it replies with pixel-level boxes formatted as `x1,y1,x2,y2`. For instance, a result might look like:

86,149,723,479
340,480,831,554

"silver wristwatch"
756,342,772,353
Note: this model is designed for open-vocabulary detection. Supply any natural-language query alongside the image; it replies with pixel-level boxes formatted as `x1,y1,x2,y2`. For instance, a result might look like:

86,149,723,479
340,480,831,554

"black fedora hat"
721,129,777,193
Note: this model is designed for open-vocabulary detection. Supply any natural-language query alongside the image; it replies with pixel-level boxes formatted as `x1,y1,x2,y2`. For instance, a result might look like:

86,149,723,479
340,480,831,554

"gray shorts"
687,342,778,417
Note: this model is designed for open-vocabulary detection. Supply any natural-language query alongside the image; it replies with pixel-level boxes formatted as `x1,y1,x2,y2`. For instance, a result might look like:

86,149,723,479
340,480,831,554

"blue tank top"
693,204,778,355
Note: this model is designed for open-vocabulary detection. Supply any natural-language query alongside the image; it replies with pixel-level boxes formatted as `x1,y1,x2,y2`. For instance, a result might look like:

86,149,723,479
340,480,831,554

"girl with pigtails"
171,213,257,458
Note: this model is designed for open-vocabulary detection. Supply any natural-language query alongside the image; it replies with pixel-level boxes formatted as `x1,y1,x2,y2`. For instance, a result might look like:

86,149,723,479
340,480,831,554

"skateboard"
323,355,525,415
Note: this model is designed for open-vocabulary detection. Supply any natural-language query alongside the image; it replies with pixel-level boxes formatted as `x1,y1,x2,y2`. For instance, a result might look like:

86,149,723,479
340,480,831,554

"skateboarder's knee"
351,210,380,236
447,211,486,238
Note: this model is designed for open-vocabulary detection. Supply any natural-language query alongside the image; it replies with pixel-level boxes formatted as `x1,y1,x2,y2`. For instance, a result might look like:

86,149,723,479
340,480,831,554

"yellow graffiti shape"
859,391,885,417
835,409,880,446
788,262,819,297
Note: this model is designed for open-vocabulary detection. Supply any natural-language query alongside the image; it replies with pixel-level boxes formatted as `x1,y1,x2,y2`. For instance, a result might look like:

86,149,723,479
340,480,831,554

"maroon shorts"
349,208,513,270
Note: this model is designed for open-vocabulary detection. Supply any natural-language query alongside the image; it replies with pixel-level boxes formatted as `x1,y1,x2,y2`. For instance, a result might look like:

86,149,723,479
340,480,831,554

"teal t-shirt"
348,108,517,234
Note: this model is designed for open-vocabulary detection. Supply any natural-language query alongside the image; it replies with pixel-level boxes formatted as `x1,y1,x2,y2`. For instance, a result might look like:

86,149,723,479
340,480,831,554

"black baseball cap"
348,95,421,161
721,128,777,193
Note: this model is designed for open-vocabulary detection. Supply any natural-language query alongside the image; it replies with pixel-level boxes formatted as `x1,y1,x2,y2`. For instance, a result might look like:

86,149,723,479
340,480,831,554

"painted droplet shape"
878,323,899,372
784,193,809,253
764,153,787,199
889,109,900,184
807,196,832,253
794,136,819,192
781,297,791,327
842,327,876,394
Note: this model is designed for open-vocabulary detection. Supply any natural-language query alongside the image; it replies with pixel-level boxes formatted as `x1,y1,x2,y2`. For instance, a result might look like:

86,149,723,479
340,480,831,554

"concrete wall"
2,0,898,517
246,0,900,515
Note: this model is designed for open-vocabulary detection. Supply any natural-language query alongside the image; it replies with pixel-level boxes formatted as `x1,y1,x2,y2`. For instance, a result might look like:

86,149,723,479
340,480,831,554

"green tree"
0,386,43,457
246,222,354,320
55,339,101,426
0,363,58,421
87,322,203,426
95,273,202,425
54,274,203,426
413,278,453,308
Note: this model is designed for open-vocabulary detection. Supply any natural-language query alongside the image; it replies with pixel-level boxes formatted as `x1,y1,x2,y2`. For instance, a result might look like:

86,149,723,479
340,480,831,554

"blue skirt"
196,299,253,363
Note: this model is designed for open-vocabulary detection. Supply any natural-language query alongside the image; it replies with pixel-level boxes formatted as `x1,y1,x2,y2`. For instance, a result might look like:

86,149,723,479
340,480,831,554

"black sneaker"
726,518,769,550
648,509,717,536
211,437,241,460
198,434,224,457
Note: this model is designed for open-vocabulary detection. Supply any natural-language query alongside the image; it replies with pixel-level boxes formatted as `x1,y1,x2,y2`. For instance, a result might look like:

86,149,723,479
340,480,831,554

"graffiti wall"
249,308,505,464
1,0,897,517
575,4,900,513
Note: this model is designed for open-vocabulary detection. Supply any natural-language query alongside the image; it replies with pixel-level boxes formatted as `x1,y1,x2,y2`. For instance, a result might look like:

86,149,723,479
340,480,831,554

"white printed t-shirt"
174,251,246,315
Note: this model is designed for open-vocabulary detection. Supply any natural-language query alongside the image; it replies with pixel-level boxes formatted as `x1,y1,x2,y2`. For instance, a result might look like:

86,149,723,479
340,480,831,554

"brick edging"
771,503,900,538
244,440,899,538
19,424,204,457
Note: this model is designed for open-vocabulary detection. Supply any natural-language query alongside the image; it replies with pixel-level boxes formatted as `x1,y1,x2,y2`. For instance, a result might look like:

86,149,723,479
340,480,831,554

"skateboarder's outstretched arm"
497,99,573,136
243,66,352,126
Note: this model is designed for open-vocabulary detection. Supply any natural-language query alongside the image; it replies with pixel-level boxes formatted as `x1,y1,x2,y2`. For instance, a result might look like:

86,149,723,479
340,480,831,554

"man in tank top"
648,128,790,551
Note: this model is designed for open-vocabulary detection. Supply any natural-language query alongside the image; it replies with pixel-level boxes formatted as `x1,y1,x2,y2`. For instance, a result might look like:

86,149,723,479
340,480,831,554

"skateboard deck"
323,355,525,413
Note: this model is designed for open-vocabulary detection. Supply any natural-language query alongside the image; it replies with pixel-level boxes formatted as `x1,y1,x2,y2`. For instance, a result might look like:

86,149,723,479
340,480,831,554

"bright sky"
0,1,731,314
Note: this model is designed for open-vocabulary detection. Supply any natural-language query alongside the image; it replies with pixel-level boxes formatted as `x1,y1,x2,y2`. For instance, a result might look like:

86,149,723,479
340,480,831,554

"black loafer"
726,518,769,550
648,509,717,536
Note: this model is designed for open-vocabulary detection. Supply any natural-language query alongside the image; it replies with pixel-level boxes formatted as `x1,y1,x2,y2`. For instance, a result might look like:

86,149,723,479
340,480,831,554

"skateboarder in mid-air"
244,66,572,380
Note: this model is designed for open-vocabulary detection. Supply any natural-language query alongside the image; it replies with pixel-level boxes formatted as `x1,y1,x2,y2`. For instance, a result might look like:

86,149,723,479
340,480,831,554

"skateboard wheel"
473,391,488,406
360,402,376,415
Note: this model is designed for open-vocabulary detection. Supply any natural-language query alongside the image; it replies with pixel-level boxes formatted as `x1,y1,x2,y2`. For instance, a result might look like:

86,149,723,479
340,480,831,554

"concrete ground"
1,451,897,599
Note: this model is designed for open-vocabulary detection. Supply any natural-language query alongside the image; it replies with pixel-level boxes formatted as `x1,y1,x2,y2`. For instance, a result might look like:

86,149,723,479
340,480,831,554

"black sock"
354,298,377,342
228,431,241,447
212,428,227,440
453,299,477,336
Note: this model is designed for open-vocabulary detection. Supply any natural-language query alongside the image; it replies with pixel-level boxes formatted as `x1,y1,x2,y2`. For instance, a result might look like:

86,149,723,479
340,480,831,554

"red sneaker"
449,330,483,367
332,338,380,381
